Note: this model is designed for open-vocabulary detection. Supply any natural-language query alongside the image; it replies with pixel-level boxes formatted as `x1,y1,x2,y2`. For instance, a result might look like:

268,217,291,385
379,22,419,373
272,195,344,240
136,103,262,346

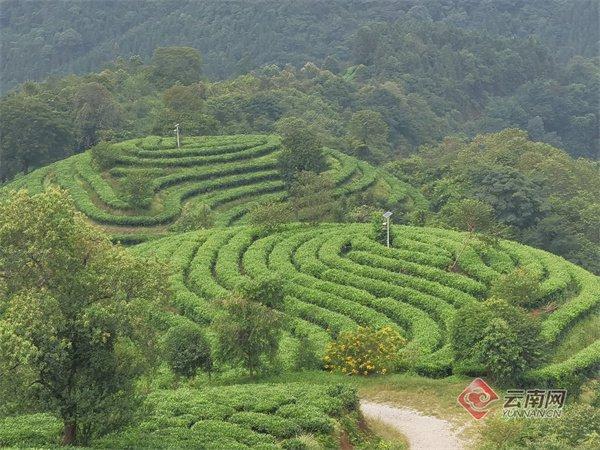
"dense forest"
1,0,598,157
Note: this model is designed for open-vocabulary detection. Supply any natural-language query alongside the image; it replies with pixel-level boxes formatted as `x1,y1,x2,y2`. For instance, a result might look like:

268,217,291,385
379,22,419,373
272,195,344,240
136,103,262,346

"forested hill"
1,0,598,91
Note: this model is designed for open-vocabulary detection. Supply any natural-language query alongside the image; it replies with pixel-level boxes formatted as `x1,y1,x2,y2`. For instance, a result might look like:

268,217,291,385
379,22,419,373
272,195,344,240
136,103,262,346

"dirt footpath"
360,400,465,449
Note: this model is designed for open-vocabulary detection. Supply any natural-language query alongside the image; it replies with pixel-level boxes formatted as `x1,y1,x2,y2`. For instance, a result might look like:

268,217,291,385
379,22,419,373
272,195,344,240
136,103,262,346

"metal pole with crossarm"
383,211,393,247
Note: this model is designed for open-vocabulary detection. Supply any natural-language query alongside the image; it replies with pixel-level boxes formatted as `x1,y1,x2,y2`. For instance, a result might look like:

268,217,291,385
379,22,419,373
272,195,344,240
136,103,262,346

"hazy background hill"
1,0,598,90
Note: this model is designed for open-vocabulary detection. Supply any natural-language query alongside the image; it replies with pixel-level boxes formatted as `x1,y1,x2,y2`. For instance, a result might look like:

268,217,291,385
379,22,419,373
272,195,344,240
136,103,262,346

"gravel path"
360,400,465,450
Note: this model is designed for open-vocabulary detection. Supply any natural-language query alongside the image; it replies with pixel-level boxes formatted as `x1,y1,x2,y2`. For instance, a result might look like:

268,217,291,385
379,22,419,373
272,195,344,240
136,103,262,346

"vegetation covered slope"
0,134,425,243
133,223,600,385
1,0,597,90
1,383,361,449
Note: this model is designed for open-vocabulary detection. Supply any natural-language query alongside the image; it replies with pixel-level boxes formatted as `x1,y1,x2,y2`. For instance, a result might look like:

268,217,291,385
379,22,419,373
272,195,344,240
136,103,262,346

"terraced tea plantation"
0,134,425,242
135,223,600,384
1,383,360,449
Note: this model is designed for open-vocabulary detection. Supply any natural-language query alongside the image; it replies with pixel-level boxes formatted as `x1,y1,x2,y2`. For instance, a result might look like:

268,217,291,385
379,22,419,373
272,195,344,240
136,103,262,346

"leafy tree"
122,171,154,209
236,275,284,308
73,82,122,149
170,202,215,232
468,166,546,230
450,298,542,382
212,296,284,376
490,267,542,308
277,120,327,186
476,318,526,384
0,95,75,181
289,171,342,223
348,109,389,162
441,198,496,233
161,323,212,379
352,26,379,65
0,188,168,445
152,82,217,136
150,47,202,88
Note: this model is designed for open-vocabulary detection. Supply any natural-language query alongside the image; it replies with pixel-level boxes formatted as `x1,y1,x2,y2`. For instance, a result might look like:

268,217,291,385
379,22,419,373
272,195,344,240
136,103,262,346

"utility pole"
383,211,393,248
174,123,180,149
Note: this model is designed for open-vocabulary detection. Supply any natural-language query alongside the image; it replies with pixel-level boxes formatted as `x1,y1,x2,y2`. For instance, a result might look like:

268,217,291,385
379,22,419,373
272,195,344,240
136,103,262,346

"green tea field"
1,135,425,243
134,223,600,385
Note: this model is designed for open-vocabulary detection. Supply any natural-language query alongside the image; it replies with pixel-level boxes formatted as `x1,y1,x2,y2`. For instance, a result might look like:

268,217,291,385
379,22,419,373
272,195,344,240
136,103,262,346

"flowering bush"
323,326,405,375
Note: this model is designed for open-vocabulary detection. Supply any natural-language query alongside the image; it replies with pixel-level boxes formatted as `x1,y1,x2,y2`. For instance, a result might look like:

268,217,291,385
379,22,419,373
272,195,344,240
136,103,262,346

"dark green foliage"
0,94,75,182
73,82,122,149
278,123,327,186
0,189,168,445
476,318,526,384
247,200,293,229
289,171,342,223
161,323,212,378
237,275,285,308
170,202,215,232
450,298,543,383
348,109,389,163
212,296,285,375
490,267,542,308
150,47,202,88
468,166,546,230
292,332,323,371
90,141,119,171
440,198,497,234
122,170,154,209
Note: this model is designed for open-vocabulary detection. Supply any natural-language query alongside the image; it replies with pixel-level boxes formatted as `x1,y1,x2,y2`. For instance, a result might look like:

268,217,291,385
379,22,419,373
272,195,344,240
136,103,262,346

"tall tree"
0,95,75,182
277,119,327,186
73,82,122,149
0,188,168,445
150,47,203,88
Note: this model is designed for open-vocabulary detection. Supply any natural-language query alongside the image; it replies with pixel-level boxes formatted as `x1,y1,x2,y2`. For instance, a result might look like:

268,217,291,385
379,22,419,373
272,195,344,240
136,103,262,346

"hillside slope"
0,134,426,243
134,223,600,384
1,0,596,91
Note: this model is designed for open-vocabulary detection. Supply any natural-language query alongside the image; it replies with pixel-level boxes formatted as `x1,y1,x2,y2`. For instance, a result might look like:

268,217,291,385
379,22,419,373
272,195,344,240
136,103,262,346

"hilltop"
1,134,426,243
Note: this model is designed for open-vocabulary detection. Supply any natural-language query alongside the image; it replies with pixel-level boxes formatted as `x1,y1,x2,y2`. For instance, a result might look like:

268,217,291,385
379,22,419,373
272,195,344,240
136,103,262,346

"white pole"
383,211,392,248
175,124,180,149
386,216,390,248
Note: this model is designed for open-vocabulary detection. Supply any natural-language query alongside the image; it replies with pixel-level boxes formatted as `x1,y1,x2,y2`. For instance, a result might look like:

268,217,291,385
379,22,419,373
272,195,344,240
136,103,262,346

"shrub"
247,200,293,228
122,170,154,209
476,318,526,384
451,298,542,383
292,332,323,371
490,267,542,307
91,141,119,170
212,296,285,375
161,323,212,378
236,275,284,308
170,202,215,232
323,326,405,375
